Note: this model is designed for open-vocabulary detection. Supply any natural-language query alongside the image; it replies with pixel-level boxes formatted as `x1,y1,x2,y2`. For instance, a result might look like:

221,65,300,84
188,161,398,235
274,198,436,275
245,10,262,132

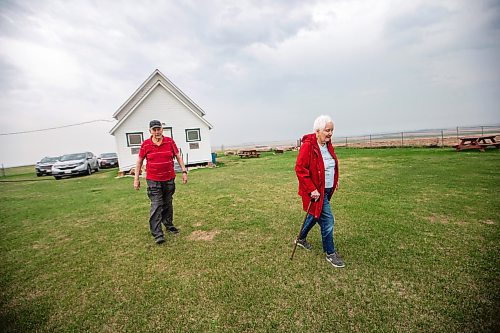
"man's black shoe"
167,226,179,234
155,237,166,244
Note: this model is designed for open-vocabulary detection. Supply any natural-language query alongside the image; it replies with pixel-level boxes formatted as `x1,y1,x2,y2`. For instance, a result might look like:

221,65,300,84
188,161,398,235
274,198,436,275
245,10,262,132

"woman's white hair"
313,115,333,132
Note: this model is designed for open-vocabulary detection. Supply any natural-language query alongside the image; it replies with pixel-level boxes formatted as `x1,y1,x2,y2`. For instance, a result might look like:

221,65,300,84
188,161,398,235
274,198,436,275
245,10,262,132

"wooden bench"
238,150,261,158
479,142,500,148
455,135,499,152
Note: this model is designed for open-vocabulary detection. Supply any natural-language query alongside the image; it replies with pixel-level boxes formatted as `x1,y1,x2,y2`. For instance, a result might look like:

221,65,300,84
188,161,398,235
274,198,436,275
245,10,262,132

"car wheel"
36,173,42,177
87,164,92,175
95,163,99,172
54,176,61,180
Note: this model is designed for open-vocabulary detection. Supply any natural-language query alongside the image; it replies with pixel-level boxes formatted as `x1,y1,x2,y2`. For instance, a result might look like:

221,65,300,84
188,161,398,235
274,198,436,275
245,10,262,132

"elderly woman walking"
295,115,345,268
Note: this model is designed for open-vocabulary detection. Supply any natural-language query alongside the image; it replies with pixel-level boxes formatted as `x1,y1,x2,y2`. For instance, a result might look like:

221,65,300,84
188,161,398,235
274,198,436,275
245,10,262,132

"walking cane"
290,199,313,260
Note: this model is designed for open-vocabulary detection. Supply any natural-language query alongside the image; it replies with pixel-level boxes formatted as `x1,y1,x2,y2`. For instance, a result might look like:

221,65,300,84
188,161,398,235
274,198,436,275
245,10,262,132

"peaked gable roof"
110,69,212,134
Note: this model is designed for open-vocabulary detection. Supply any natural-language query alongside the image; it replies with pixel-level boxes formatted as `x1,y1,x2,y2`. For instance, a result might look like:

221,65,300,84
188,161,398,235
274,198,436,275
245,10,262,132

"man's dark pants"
146,179,175,241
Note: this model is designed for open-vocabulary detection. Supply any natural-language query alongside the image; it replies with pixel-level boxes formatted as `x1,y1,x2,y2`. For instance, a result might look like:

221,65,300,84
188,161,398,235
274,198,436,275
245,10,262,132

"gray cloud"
0,0,499,166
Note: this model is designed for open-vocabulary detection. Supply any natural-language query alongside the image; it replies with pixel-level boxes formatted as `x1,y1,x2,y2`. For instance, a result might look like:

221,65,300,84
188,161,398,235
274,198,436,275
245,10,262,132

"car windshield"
61,153,86,161
41,156,59,163
100,153,117,158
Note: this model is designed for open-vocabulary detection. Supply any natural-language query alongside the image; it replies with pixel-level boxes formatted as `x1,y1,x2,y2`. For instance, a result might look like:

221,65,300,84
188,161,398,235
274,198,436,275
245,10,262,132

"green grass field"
1,148,499,332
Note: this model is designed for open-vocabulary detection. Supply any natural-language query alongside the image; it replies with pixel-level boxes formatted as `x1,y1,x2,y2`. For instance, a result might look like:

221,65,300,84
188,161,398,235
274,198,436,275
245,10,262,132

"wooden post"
345,137,348,147
441,130,444,147
456,126,459,139
369,134,372,147
401,132,404,147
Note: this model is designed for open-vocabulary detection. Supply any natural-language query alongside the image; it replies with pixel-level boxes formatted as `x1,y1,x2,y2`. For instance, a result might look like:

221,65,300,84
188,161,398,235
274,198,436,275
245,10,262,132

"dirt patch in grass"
424,214,469,226
32,242,50,250
425,214,452,224
188,230,220,241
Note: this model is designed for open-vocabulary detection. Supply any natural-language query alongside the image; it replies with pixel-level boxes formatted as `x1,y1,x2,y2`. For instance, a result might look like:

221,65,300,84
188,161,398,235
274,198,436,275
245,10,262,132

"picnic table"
238,149,261,158
454,135,500,152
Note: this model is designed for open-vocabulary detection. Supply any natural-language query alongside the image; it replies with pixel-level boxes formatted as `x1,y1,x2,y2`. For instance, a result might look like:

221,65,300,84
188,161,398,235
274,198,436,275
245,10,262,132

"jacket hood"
301,133,317,145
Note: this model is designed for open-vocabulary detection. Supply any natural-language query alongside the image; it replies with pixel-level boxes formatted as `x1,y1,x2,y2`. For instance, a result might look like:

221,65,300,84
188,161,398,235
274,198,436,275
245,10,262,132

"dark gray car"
98,152,119,168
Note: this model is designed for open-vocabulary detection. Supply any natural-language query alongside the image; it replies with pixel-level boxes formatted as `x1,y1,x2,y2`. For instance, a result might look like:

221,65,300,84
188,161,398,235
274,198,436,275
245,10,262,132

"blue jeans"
299,187,335,254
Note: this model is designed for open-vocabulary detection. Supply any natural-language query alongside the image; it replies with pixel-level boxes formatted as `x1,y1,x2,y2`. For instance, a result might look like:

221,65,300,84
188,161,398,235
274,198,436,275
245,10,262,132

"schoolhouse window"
127,132,144,146
185,128,201,142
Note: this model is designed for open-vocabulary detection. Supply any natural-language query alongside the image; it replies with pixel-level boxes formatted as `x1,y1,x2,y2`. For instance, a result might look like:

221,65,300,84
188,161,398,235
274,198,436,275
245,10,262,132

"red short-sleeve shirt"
139,136,179,181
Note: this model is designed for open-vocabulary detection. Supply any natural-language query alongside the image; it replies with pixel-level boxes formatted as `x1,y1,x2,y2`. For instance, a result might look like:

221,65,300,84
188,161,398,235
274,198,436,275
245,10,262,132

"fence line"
331,125,500,148
217,124,500,152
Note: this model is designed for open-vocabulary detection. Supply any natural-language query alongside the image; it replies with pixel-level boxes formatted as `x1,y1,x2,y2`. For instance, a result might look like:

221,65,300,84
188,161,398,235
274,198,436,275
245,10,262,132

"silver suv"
52,152,99,180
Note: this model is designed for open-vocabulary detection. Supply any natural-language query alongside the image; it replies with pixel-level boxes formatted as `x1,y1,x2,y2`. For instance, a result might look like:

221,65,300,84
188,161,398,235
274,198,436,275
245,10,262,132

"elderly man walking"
134,120,188,244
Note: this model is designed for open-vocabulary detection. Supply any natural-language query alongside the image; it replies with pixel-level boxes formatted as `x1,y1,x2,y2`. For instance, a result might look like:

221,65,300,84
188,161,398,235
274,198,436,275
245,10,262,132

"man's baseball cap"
149,120,162,129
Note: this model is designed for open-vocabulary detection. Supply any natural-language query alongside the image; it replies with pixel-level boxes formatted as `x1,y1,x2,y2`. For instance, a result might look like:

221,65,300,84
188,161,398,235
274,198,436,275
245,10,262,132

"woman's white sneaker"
326,252,345,268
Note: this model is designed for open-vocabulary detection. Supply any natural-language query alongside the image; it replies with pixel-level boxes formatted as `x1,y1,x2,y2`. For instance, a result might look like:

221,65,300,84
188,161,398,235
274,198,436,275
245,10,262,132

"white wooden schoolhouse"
110,69,214,173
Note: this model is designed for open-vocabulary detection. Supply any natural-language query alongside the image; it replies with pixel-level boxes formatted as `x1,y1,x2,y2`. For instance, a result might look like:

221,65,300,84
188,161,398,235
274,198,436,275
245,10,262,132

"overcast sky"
1,0,499,166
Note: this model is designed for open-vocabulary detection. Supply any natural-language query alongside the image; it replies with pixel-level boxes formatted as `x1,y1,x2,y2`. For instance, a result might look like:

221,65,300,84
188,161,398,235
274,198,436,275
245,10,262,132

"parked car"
52,152,99,180
35,156,60,177
98,152,119,168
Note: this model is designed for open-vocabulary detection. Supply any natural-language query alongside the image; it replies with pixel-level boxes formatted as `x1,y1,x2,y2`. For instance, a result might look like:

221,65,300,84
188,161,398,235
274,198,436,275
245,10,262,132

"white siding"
113,85,212,172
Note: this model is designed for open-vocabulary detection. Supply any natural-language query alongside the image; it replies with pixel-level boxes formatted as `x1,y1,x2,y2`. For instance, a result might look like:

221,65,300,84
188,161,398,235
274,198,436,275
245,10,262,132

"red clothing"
295,133,339,218
139,136,179,181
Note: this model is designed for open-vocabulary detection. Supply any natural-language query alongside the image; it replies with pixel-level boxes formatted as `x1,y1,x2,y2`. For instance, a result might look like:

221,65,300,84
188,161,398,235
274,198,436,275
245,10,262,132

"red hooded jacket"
295,133,339,218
